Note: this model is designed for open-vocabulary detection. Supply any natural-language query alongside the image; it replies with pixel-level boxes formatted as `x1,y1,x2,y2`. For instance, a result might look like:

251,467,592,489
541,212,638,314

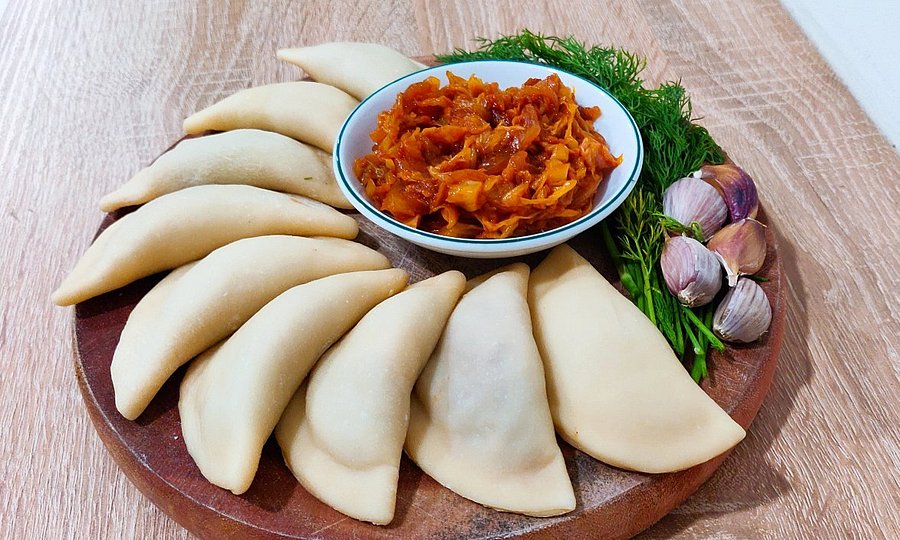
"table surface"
2,1,898,538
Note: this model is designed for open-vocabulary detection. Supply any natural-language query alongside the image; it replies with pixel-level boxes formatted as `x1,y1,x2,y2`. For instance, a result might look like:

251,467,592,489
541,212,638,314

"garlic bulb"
707,218,767,286
713,278,772,343
693,163,759,221
660,236,722,307
662,177,728,240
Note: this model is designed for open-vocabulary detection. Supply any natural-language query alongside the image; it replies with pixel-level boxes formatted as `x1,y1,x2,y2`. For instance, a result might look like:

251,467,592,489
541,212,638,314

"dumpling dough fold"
405,263,575,517
112,235,391,420
179,268,409,495
528,244,746,473
277,42,424,100
275,271,466,525
99,129,350,212
182,82,358,152
51,184,358,306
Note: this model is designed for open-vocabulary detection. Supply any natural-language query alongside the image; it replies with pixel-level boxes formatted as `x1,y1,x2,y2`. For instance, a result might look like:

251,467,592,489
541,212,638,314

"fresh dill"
438,30,726,380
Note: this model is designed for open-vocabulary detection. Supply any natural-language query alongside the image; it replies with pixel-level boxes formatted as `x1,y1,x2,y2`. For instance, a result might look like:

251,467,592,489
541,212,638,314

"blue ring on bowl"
334,59,644,245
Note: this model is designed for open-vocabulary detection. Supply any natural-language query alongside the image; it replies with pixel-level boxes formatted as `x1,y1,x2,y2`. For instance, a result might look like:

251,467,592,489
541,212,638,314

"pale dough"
405,263,576,517
100,129,350,212
111,235,390,420
277,42,423,100
528,244,746,473
182,82,358,152
275,271,466,525
179,268,409,495
51,184,358,306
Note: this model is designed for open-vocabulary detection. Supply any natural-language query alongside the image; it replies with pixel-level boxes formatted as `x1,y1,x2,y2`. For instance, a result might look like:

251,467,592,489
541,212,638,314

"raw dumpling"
111,235,391,420
528,244,746,473
51,185,358,306
182,82,358,152
179,268,409,495
107,259,197,398
405,264,575,517
276,271,466,525
277,42,423,100
99,129,350,212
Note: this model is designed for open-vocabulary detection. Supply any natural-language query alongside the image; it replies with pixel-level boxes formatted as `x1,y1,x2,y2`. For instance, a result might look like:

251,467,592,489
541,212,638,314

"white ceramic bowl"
333,60,643,258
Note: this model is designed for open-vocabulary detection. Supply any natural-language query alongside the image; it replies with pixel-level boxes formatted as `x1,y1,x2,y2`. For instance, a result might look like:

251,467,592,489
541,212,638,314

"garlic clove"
693,163,759,221
660,235,722,307
713,277,772,343
707,218,767,287
662,177,728,240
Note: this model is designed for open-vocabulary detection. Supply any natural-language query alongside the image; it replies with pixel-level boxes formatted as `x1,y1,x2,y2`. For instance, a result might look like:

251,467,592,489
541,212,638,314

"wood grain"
1,1,898,539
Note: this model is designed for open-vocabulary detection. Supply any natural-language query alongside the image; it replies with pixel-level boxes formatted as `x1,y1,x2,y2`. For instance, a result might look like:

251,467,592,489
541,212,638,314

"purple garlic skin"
661,235,722,307
713,277,772,343
707,218,767,286
694,163,759,221
663,177,728,240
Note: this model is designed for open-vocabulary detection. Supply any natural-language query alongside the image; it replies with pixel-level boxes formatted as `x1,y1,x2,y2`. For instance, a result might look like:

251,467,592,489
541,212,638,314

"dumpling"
99,129,351,212
111,235,391,421
107,259,197,398
179,268,409,495
405,264,575,517
528,244,746,473
275,271,466,525
277,42,423,100
51,185,358,306
182,82,358,152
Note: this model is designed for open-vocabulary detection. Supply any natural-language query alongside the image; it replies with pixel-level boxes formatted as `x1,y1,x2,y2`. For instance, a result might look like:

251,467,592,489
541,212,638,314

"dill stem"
682,307,725,351
683,316,701,352
641,263,656,325
696,308,708,350
621,272,640,300
636,292,646,315
691,350,707,382
600,223,640,298
673,305,685,356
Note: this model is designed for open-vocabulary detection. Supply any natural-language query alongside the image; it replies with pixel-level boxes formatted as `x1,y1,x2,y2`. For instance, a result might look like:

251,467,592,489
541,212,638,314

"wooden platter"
69,50,785,540
72,196,785,539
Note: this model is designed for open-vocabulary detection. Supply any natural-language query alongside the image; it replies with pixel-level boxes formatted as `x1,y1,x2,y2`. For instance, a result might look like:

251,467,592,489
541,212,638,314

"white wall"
781,0,900,150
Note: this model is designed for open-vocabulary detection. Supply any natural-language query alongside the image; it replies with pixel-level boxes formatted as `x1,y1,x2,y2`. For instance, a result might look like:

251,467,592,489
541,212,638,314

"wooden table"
2,1,897,538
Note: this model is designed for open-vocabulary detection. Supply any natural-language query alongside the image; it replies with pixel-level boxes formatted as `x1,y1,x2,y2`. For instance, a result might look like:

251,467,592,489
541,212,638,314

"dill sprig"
439,30,726,381
438,32,646,98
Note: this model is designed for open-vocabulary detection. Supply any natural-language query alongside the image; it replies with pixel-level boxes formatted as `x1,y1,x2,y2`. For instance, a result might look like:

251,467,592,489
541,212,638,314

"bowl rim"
333,59,644,246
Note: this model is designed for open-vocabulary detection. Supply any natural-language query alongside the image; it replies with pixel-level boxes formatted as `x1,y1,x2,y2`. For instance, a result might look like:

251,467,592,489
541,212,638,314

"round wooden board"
73,203,784,540
71,52,784,540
